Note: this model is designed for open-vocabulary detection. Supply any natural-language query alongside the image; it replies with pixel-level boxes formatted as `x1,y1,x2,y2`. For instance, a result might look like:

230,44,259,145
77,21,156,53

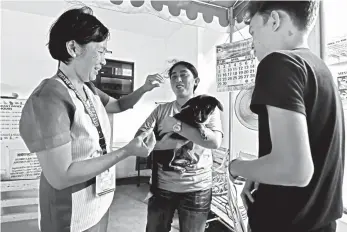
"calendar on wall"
216,38,258,92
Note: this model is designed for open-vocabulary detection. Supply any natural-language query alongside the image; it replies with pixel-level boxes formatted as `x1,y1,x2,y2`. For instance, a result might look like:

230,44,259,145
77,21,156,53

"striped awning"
110,0,248,26
88,0,249,32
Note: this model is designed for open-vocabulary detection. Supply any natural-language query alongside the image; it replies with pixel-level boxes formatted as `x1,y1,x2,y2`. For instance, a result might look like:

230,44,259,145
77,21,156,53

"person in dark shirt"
228,1,345,232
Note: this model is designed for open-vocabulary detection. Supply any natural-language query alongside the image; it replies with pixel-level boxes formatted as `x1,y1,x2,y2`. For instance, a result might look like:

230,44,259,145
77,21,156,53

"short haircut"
48,6,110,64
244,0,320,32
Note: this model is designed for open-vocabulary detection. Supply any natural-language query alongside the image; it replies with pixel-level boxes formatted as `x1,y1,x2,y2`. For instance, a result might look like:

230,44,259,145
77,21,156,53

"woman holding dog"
136,61,224,232
19,6,161,232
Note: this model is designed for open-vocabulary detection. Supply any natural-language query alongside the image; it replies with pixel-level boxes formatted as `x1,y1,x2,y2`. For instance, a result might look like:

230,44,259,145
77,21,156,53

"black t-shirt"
248,49,345,232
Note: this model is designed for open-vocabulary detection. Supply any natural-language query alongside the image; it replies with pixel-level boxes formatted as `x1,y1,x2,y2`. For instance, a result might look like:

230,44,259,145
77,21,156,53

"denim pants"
146,188,212,232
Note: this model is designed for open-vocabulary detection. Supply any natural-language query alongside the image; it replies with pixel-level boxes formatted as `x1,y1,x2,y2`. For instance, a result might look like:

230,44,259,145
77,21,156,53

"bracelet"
228,159,239,182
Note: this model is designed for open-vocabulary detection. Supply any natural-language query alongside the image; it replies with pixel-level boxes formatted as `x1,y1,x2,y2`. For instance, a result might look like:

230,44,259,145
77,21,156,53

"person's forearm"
154,138,185,150
229,154,308,187
178,123,220,149
118,86,148,111
61,148,129,189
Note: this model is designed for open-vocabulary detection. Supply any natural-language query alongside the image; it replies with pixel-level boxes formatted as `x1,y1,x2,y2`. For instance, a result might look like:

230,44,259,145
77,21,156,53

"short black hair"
244,1,319,31
48,6,110,64
168,61,199,92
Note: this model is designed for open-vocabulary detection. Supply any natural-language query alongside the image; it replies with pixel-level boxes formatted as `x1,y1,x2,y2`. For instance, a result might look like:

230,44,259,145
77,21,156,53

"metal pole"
228,8,235,161
226,3,248,232
319,0,326,61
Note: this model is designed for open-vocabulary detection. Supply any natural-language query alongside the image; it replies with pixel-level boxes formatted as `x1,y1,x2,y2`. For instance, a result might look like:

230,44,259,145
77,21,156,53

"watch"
173,121,182,133
228,159,240,182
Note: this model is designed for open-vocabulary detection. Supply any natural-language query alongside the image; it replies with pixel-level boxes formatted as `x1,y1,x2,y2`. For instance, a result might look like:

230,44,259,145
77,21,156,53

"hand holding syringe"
142,74,165,91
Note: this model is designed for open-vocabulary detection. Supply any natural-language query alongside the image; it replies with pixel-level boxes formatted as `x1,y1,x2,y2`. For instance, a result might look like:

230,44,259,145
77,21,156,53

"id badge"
96,166,116,197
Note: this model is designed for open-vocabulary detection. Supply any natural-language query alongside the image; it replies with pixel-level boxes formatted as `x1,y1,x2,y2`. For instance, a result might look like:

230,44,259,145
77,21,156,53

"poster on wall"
3,148,42,180
326,35,347,65
337,70,347,108
0,99,26,141
216,38,258,92
0,98,42,180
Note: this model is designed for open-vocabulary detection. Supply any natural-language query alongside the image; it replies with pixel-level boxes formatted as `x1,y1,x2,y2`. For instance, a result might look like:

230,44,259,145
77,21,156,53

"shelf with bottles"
100,61,133,77
98,73,133,80
93,59,135,99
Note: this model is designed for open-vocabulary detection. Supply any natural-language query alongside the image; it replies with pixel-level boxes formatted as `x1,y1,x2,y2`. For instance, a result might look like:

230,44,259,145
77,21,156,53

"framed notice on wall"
326,35,347,65
0,99,25,141
1,147,42,180
0,98,42,180
216,38,258,92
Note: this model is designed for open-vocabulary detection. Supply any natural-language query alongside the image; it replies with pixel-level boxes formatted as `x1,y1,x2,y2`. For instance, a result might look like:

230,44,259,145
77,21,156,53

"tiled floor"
108,183,179,232
3,183,228,232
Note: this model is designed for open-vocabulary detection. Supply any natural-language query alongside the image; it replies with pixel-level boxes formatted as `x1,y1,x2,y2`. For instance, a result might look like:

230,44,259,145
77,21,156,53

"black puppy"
153,95,223,174
157,94,224,141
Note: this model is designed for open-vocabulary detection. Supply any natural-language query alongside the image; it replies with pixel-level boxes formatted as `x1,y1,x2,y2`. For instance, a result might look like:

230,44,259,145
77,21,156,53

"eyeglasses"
98,48,112,56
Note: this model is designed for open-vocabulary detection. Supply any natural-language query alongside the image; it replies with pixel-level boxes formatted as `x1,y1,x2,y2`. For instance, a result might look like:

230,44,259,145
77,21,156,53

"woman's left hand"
142,74,165,92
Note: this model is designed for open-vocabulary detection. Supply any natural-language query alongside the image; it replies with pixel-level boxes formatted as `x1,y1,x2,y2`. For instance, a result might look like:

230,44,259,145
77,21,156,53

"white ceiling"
1,1,185,39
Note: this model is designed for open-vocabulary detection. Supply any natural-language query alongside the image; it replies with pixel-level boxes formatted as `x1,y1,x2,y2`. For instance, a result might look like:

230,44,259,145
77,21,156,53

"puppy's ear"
216,100,224,111
182,97,195,108
181,101,190,109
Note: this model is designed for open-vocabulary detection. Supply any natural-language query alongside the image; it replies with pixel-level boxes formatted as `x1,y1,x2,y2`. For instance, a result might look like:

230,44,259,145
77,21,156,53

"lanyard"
57,70,107,155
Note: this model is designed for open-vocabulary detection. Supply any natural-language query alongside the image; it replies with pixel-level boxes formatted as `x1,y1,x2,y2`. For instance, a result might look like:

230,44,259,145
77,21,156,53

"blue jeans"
146,188,212,232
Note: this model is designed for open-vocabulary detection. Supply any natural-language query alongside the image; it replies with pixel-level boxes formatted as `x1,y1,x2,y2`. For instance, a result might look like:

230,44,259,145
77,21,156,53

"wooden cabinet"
93,59,135,99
